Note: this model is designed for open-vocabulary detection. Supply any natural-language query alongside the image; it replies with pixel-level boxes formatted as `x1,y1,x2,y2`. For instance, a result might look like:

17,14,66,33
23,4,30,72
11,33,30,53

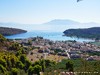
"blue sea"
5,30,93,42
1,23,95,42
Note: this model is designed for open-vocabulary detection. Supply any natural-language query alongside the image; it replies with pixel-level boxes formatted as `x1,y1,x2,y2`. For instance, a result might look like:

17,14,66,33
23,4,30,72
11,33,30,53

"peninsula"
0,27,27,36
63,27,100,40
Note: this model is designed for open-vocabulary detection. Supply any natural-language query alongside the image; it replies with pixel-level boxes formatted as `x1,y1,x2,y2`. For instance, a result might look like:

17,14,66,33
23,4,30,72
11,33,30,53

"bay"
5,30,93,42
3,24,95,42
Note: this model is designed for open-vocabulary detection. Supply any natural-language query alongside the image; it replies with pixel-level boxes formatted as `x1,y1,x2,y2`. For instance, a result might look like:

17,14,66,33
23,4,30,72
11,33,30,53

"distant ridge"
43,19,80,25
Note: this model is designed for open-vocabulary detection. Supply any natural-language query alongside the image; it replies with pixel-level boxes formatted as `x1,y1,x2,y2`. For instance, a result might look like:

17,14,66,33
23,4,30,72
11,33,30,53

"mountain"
43,19,80,25
0,27,27,36
63,27,100,39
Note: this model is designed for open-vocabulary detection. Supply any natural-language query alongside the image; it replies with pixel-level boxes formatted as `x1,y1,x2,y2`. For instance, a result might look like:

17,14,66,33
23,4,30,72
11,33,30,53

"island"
63,27,100,40
0,27,27,36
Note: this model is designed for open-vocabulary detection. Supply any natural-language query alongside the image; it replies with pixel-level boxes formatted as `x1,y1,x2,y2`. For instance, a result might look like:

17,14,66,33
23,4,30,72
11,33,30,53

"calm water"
5,31,93,42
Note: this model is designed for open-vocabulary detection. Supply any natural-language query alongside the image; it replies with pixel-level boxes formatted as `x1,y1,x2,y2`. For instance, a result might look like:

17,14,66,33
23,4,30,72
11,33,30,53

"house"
70,54,81,59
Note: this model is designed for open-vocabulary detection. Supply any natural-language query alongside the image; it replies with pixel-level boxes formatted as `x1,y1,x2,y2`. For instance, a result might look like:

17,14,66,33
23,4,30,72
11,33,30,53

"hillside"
0,34,100,75
63,27,100,39
0,27,27,36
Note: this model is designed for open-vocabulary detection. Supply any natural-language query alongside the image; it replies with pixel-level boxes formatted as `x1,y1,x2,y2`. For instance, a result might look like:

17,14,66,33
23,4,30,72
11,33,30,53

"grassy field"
27,49,68,63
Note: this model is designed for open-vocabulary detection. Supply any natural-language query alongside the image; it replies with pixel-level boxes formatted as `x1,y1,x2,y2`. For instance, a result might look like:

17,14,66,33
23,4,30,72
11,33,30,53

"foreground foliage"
0,34,56,75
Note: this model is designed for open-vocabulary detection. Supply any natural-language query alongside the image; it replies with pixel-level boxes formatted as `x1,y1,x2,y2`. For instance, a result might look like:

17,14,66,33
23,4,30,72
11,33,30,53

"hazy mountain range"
0,19,100,32
43,19,80,25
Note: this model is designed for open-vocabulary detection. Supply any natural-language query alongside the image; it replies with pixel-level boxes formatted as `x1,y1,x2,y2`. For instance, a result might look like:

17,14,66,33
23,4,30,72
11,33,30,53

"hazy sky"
0,0,100,24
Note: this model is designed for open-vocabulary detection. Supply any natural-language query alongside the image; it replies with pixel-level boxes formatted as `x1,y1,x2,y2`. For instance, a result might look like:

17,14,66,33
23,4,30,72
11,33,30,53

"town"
14,36,100,62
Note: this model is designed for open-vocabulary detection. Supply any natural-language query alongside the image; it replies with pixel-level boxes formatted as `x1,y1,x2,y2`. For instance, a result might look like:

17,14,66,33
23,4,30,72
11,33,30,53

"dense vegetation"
0,27,27,36
63,27,100,40
0,34,56,75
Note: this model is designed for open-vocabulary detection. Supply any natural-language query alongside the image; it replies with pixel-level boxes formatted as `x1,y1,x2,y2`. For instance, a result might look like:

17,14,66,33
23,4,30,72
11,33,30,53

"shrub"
11,68,19,75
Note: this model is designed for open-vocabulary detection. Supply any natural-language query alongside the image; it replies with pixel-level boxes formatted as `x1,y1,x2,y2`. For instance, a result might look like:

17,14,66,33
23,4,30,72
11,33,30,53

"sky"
0,0,100,24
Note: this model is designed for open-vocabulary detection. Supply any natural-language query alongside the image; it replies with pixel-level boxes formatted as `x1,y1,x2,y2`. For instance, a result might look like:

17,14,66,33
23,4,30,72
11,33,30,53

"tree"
24,60,32,72
19,54,27,64
28,66,34,75
16,61,24,69
33,65,42,75
11,58,16,67
45,59,56,68
39,59,45,72
16,50,22,56
28,40,32,45
66,60,74,71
